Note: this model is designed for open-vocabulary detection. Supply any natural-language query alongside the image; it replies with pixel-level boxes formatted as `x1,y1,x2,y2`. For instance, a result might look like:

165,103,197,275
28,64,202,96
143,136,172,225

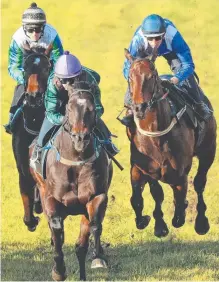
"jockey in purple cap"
30,51,119,165
120,14,212,126
4,2,64,134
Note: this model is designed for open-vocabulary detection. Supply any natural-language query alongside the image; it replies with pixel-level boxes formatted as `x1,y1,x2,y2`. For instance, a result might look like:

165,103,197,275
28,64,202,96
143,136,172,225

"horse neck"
55,128,96,160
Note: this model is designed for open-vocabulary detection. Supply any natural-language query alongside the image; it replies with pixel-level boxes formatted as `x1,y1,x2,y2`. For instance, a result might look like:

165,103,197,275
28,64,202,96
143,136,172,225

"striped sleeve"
8,39,24,84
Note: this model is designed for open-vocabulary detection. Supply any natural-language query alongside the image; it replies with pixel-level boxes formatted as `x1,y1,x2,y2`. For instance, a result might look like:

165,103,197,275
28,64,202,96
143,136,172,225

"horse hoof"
172,216,185,228
195,216,210,235
154,220,169,238
24,216,40,232
34,201,43,214
52,266,67,281
136,215,151,230
91,258,107,269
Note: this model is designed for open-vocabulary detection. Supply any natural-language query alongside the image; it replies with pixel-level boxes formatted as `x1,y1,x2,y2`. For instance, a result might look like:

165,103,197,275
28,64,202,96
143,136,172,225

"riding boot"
120,109,134,127
105,139,120,157
195,102,212,121
30,144,43,164
3,113,14,134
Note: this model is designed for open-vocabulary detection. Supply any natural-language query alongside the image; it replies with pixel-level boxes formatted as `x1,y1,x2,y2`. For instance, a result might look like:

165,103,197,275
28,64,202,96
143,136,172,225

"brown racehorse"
124,49,216,238
30,81,113,281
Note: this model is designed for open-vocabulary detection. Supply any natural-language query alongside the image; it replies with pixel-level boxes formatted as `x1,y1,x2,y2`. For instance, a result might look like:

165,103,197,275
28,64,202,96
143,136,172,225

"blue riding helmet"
54,51,82,79
141,14,166,37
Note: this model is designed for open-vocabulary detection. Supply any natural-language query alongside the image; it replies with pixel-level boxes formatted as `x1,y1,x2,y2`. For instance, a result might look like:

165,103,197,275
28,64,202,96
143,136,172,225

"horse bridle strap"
134,105,186,137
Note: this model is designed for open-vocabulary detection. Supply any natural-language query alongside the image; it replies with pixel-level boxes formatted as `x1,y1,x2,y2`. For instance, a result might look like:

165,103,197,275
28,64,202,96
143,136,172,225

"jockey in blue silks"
4,2,64,134
121,14,212,126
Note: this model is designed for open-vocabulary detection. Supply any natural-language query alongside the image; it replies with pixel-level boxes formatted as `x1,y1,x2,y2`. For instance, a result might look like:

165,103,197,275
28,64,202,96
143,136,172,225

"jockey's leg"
95,119,119,156
120,87,134,127
4,84,25,134
185,75,212,121
30,117,55,165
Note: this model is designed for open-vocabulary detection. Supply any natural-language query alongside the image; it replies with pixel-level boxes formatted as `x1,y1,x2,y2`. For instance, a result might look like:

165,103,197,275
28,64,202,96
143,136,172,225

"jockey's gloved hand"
161,79,174,90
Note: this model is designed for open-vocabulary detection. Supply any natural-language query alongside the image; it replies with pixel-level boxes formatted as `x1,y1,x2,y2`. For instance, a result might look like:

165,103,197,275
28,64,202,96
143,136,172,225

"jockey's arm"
83,67,104,118
8,39,25,84
171,32,195,83
44,79,64,125
94,85,104,118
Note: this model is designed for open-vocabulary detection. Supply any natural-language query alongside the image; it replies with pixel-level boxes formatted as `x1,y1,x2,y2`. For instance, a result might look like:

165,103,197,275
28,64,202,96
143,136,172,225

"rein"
129,59,186,137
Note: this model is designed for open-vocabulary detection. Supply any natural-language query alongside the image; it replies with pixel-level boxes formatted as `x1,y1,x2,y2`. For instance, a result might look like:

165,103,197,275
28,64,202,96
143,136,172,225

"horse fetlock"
195,215,210,235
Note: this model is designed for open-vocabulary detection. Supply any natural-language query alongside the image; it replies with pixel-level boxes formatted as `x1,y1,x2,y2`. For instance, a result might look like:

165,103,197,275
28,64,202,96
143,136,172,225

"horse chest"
132,138,177,180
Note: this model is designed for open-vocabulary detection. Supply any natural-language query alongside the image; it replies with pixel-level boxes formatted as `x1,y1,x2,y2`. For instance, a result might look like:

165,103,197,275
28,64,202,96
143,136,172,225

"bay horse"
30,81,113,281
124,49,216,237
12,43,52,231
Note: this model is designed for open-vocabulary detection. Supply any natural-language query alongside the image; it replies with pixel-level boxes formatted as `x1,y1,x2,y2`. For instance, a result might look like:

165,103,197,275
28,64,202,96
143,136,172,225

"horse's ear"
124,48,134,63
45,43,53,56
23,40,31,51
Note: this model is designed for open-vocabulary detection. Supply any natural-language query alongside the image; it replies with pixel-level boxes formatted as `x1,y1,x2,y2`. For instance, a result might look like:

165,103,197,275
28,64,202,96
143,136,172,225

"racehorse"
124,48,216,237
12,42,52,231
30,81,113,281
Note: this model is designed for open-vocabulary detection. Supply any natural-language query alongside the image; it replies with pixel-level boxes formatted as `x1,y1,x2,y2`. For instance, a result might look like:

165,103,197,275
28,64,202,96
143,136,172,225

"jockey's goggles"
25,26,43,33
146,35,163,41
59,77,75,84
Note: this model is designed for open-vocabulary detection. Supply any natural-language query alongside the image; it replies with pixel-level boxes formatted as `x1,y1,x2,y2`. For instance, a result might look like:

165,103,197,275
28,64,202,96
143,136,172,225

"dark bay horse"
124,49,216,237
30,81,113,281
12,43,52,231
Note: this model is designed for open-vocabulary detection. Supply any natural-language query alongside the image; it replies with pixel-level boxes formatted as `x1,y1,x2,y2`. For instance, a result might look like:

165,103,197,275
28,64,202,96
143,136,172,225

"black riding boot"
105,139,120,157
30,144,43,165
195,102,212,121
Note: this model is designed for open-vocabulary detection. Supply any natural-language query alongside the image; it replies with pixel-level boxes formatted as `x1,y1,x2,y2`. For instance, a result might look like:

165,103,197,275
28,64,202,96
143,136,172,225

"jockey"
30,51,119,165
121,14,212,126
4,2,64,134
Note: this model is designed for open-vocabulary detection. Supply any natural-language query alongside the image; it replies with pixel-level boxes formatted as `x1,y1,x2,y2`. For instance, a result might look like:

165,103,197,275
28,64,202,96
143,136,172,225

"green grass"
1,0,219,281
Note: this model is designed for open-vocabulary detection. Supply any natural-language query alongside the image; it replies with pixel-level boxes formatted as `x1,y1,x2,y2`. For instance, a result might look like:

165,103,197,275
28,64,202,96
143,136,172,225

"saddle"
160,75,206,146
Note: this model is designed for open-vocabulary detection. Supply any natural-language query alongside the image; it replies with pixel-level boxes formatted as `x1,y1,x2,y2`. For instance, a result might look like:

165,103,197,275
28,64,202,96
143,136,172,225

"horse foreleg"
75,215,90,281
86,193,108,270
130,165,151,229
171,176,188,228
19,172,39,232
194,150,215,235
45,195,67,281
148,178,169,237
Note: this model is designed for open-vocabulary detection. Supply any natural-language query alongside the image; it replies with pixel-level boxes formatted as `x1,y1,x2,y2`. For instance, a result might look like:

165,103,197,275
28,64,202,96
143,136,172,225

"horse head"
125,47,163,119
21,42,52,133
23,41,52,108
64,81,97,152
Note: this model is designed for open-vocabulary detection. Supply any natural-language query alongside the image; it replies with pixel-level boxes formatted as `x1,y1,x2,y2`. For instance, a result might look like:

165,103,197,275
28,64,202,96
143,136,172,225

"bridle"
128,57,168,112
63,88,97,142
23,52,51,108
